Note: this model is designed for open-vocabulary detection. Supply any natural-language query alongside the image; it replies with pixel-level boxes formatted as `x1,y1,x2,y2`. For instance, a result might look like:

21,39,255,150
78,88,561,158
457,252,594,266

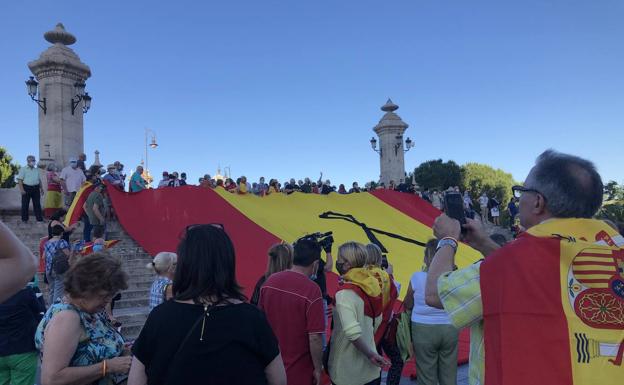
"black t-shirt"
284,183,300,194
313,258,327,298
132,301,279,385
321,185,334,195
0,287,44,356
250,275,267,306
300,183,312,193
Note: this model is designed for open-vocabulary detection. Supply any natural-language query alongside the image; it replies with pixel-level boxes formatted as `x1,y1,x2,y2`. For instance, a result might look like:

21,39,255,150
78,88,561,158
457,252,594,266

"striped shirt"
438,261,484,385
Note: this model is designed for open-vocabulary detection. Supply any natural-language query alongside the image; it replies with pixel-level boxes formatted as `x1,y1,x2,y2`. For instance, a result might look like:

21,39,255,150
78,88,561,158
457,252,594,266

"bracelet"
436,237,458,253
102,359,107,377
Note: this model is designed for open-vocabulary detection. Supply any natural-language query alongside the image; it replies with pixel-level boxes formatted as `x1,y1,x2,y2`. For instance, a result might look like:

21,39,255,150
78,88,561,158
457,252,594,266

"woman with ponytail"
250,243,294,306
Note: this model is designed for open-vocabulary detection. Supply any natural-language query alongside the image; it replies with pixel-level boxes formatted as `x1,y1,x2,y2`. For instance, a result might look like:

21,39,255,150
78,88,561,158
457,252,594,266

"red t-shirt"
259,270,324,385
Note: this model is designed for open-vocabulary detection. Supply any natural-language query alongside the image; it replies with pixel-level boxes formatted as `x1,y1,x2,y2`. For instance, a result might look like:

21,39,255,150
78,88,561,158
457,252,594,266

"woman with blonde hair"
148,252,177,310
365,243,402,385
250,243,294,305
328,242,389,385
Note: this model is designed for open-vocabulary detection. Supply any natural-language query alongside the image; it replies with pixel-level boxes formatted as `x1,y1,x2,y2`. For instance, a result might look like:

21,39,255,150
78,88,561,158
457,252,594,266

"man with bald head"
424,150,617,385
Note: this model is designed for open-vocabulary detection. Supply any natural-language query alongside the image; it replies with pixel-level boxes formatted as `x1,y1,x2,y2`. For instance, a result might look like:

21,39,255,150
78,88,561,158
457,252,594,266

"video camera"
296,231,334,253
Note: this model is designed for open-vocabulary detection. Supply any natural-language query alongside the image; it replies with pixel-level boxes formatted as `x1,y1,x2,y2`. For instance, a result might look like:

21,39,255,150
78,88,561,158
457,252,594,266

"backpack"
51,244,70,275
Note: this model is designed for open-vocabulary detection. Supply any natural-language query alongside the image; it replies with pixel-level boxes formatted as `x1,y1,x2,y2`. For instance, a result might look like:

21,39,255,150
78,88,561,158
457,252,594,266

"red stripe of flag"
576,253,616,258
575,278,611,283
572,270,615,275
106,185,281,297
369,189,440,227
572,261,617,267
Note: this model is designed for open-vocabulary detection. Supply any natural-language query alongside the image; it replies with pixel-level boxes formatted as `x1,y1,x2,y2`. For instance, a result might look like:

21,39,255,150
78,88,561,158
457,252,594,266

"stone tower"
372,99,410,186
28,23,91,168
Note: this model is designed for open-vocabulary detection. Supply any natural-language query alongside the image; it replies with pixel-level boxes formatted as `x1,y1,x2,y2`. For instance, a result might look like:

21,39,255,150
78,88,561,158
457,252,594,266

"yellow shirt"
328,289,382,385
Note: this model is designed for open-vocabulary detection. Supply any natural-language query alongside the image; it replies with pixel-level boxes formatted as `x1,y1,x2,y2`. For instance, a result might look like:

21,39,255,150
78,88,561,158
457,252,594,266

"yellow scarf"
342,267,382,298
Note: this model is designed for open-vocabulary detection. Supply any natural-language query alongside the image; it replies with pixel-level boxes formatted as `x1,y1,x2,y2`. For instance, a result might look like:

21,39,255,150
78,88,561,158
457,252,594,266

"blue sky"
1,0,623,186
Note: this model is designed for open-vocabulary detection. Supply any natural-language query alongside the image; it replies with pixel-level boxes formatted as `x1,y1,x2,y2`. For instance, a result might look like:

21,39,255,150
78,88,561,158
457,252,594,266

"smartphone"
444,192,466,226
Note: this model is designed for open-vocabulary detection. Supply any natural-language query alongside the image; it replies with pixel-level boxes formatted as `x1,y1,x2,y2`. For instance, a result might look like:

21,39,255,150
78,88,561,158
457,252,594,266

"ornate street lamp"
370,137,381,156
25,76,46,114
71,80,92,115
394,135,414,156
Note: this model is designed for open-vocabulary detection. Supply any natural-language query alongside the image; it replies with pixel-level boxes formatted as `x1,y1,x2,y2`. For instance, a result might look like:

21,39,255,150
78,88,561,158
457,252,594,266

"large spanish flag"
480,218,624,385
106,186,482,294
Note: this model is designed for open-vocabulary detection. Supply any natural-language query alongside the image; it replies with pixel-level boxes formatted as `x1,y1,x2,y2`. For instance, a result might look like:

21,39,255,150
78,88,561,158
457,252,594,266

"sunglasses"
185,223,225,232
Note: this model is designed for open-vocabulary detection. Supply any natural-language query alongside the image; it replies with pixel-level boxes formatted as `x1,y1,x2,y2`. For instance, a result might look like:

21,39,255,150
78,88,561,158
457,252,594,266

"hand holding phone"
443,192,466,229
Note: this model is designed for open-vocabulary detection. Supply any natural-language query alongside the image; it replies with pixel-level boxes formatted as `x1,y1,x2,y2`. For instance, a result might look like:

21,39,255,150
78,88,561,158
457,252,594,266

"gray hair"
531,150,603,218
46,163,56,171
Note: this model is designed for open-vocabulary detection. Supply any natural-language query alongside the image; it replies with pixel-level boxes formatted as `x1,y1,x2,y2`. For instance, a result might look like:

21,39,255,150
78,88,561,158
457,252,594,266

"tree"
0,147,19,188
461,163,517,205
604,180,624,202
598,202,624,223
413,159,462,191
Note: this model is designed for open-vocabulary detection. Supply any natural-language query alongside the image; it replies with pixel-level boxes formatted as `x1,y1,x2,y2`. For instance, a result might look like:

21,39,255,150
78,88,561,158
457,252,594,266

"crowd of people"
19,152,520,239
2,149,623,385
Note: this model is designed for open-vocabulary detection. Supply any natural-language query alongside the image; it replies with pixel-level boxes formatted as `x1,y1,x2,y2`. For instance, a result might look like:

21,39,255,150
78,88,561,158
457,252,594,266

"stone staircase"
0,214,153,341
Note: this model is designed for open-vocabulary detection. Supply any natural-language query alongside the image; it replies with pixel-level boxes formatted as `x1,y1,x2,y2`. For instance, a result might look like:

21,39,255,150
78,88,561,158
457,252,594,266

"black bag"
51,246,70,275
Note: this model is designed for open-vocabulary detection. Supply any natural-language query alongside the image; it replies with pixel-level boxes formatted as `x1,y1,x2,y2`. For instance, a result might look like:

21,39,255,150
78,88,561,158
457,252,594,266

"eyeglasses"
511,185,545,200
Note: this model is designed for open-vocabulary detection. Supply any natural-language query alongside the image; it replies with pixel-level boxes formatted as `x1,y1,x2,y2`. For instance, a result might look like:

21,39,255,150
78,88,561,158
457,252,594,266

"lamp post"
393,135,413,156
70,80,92,115
25,76,92,115
370,137,381,156
144,128,158,176
25,76,46,114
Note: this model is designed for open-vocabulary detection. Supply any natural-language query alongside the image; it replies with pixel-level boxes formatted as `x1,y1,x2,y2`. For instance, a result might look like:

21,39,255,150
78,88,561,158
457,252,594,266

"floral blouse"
35,302,126,385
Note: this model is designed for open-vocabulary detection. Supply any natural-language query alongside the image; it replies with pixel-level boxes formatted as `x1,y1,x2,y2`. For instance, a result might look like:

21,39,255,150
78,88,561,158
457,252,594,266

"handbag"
51,245,70,275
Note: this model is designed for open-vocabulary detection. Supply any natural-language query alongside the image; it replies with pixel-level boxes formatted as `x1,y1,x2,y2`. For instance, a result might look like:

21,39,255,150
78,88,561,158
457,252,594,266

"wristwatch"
436,238,458,253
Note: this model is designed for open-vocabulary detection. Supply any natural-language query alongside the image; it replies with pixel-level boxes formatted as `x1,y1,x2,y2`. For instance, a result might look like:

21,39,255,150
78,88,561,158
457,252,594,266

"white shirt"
410,271,452,324
59,166,86,193
479,195,489,207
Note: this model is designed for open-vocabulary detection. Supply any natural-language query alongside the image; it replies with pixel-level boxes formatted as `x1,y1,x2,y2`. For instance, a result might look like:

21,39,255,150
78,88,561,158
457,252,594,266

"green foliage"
604,180,624,201
0,147,19,188
597,202,624,223
413,159,462,191
461,163,517,205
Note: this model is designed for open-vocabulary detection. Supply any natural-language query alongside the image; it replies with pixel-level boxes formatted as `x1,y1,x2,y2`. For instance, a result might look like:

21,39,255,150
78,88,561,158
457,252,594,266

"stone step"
118,288,150,299
114,306,150,325
115,297,149,310
126,280,153,290
121,259,155,268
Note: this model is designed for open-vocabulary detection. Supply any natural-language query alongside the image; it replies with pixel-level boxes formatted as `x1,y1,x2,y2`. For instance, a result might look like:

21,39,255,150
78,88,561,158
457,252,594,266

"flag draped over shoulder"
480,218,624,385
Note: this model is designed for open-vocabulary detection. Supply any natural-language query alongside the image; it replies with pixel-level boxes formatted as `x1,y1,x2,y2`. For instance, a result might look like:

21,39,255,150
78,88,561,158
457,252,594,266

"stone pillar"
373,99,409,186
28,23,91,169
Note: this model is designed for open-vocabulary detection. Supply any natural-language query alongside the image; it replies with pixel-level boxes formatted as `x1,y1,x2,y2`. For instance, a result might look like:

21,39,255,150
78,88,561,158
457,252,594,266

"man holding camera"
425,150,616,385
259,238,325,385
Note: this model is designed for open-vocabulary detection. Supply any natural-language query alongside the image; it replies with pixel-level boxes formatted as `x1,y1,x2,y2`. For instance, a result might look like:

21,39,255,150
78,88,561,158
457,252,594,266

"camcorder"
297,231,334,253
